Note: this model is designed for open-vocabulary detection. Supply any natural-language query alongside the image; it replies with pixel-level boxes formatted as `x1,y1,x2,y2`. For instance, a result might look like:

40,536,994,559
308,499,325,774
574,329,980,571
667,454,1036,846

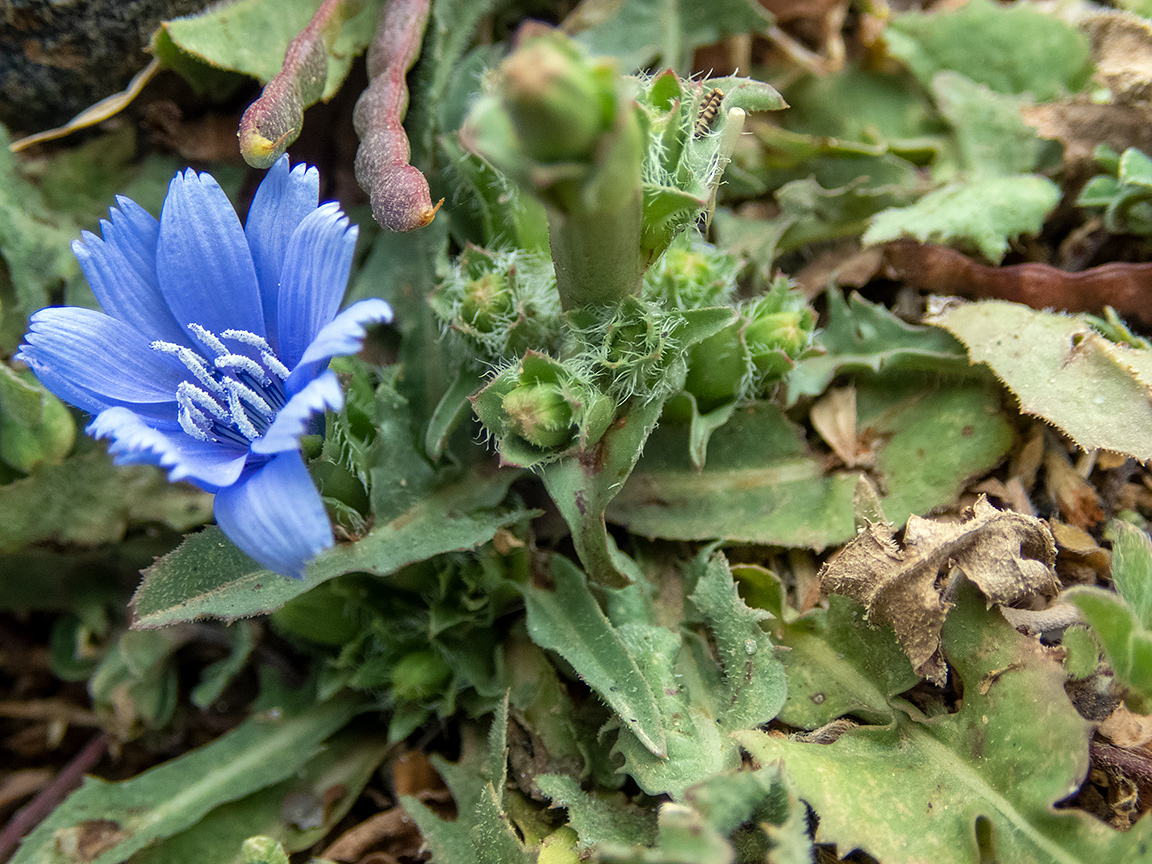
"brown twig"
0,731,108,862
883,240,1152,327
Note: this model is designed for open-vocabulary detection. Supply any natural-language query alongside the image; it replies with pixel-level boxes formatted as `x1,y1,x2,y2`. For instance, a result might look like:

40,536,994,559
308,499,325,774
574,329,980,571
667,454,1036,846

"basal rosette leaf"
928,300,1152,461
1068,521,1152,711
739,580,1152,864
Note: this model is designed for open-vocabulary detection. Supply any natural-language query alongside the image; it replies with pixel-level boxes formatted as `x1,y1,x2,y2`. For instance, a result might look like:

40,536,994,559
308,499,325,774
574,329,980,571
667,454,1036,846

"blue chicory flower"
17,156,392,579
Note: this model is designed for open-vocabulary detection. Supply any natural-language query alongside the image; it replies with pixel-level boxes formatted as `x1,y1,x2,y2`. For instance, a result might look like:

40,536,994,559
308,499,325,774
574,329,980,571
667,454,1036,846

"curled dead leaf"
820,496,1059,684
1100,703,1152,749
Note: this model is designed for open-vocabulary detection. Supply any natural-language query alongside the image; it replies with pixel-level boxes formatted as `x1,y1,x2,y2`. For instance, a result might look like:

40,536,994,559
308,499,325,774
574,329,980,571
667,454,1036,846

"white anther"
176,400,212,442
177,382,228,420
188,323,228,357
152,340,223,393
226,388,261,440
215,353,268,384
222,378,273,419
221,329,273,353
261,351,291,379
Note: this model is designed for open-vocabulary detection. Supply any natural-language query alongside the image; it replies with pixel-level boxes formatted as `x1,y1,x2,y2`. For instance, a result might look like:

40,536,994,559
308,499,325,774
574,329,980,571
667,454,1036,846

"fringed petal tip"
298,298,394,365
87,407,247,491
286,298,394,393
251,370,344,455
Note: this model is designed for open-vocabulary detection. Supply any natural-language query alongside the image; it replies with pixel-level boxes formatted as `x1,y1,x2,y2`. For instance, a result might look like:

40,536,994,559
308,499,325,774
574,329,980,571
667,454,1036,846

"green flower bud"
240,836,290,864
472,352,614,468
745,310,809,378
499,32,612,165
391,649,452,702
644,237,738,309
538,826,581,864
429,248,563,365
460,271,513,333
501,381,575,450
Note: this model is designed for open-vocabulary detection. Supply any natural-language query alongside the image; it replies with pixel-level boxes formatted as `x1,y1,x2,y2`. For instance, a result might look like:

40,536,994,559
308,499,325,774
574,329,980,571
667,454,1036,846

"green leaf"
610,381,1011,549
1077,146,1152,235
0,126,81,352
687,553,786,732
864,175,1060,262
606,553,785,798
158,0,382,101
132,726,389,864
884,0,1091,100
596,766,811,863
13,693,363,864
775,595,919,730
1068,586,1152,710
787,288,969,404
130,468,528,628
0,451,211,554
932,71,1045,177
929,300,1152,461
536,774,658,848
191,622,255,709
1110,520,1152,629
738,580,1152,863
570,0,771,74
610,622,733,797
519,554,668,758
0,362,75,472
402,713,519,864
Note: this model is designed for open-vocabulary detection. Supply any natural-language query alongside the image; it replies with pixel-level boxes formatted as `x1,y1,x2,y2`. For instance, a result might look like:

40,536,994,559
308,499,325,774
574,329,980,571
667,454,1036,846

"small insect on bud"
693,87,724,137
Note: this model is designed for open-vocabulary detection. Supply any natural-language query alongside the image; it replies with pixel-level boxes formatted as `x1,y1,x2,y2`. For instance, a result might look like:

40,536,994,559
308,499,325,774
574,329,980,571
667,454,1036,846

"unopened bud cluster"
471,352,613,468
429,247,563,366
684,275,816,410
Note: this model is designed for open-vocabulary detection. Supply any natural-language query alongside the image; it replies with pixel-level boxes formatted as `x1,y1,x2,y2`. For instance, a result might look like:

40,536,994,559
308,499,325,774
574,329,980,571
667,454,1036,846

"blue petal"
251,369,343,455
88,407,248,491
213,450,333,579
286,298,394,393
275,202,358,371
244,157,320,348
19,307,187,407
157,169,265,339
73,198,192,347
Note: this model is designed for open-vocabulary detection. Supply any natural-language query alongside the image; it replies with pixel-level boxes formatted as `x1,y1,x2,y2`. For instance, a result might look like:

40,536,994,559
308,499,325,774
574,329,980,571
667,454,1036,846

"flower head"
17,156,392,579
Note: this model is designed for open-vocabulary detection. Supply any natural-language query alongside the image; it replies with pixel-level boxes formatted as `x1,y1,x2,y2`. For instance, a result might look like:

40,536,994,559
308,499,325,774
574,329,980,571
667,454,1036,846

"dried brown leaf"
1044,446,1105,530
1100,703,1152,749
1084,11,1152,105
820,496,1058,684
811,387,868,468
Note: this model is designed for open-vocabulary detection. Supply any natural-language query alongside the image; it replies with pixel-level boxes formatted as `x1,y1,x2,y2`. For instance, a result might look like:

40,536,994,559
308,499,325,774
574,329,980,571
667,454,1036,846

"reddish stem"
0,732,108,862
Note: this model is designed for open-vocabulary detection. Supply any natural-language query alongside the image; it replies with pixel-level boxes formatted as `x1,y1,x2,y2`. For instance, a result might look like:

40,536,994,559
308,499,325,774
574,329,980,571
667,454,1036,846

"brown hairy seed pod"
694,88,724,137
353,0,442,232
238,0,361,168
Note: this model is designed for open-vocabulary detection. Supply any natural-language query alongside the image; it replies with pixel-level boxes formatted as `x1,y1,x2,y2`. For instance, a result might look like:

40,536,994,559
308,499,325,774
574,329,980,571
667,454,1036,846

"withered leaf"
820,496,1059,684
